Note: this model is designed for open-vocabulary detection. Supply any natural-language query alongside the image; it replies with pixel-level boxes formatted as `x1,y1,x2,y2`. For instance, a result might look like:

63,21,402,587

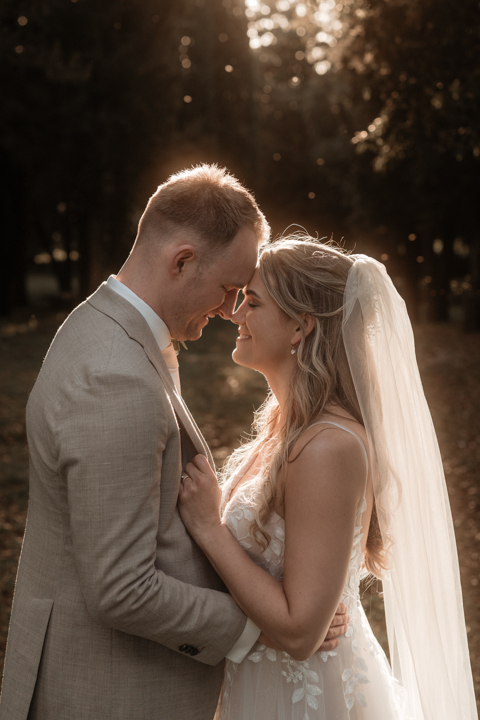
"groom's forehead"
218,239,258,287
223,256,257,288
221,266,256,290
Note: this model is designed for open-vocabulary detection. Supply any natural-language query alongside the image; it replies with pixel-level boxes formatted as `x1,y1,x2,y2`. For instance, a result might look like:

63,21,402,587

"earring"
291,347,296,355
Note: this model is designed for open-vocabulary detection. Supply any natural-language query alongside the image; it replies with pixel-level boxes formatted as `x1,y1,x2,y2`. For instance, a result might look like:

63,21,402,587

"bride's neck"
265,372,291,418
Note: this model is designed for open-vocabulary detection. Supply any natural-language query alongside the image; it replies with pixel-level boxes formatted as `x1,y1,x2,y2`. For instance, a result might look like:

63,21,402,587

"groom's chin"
182,326,204,342
182,315,211,341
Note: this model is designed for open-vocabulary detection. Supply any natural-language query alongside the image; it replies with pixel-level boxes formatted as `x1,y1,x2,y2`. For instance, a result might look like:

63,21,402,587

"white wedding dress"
216,422,411,720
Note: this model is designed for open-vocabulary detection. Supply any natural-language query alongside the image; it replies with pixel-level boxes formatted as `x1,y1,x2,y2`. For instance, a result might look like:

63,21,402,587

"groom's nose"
217,289,239,319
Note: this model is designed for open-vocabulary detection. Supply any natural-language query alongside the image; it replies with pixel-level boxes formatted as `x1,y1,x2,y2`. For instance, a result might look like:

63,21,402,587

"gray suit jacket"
0,283,246,720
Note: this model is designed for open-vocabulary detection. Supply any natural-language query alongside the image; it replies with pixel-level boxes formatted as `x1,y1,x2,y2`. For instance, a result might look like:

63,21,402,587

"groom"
0,165,347,720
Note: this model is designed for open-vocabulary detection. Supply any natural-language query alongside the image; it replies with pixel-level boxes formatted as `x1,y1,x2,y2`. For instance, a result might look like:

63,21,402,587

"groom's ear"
169,245,197,278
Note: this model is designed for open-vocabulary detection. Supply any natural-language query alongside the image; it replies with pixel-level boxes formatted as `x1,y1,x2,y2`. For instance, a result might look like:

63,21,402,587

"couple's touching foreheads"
0,166,476,720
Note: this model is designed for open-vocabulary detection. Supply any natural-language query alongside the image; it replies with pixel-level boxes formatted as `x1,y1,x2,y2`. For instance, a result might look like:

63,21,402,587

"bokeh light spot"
52,248,68,262
315,61,331,75
34,253,51,265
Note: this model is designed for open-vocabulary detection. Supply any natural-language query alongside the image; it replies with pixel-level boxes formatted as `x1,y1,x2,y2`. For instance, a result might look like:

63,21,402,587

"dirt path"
0,315,478,708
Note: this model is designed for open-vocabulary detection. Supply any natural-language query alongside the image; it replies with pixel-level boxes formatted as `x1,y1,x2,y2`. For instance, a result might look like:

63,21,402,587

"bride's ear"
292,313,315,344
303,313,315,337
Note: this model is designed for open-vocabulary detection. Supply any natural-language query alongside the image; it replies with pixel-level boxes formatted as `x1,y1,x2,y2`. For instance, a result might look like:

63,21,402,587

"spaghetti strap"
306,420,369,480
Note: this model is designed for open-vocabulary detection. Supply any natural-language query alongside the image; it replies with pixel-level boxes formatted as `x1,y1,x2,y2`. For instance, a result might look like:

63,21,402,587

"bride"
178,236,477,720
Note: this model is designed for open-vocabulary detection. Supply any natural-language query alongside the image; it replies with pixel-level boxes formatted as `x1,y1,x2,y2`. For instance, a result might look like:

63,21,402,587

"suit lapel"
87,283,213,464
142,343,214,466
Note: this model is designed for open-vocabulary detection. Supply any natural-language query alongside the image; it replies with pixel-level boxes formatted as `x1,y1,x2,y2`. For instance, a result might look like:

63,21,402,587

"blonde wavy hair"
222,235,387,577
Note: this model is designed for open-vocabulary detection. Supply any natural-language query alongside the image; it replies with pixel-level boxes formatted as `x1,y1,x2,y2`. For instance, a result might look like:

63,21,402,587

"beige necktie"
162,343,181,394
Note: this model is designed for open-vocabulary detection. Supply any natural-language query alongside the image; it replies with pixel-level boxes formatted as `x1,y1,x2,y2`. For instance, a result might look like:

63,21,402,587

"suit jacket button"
178,644,200,656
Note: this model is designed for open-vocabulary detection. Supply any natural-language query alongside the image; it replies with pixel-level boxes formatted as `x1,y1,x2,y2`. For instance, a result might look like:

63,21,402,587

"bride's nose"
231,305,245,325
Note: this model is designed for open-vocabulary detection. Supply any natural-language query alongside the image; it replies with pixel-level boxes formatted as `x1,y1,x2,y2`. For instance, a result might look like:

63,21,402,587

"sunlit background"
0,0,479,705
1,0,479,326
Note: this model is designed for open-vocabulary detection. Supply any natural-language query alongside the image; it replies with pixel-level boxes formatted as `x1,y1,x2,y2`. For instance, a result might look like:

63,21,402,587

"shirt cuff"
225,617,261,663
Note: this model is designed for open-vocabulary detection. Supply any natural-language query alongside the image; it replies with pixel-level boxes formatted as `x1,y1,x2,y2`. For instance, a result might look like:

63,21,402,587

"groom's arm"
56,367,246,666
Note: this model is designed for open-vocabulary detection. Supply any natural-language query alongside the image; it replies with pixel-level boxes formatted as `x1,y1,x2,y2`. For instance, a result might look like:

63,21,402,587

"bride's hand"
178,454,223,544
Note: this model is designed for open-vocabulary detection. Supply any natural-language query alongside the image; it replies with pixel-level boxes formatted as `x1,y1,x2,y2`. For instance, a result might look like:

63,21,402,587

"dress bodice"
222,479,286,583
222,472,368,608
222,419,370,599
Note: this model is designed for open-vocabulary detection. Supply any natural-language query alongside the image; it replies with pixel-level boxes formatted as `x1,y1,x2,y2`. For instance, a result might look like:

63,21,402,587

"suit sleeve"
56,366,247,666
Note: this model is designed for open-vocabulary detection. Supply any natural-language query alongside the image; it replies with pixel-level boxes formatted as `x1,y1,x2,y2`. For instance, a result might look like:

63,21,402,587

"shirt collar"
106,275,171,352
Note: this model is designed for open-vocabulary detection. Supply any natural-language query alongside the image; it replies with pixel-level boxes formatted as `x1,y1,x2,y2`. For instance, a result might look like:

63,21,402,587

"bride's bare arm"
178,429,366,662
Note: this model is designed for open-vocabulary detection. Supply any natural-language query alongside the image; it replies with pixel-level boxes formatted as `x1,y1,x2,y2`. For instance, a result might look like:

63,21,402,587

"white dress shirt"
107,275,260,663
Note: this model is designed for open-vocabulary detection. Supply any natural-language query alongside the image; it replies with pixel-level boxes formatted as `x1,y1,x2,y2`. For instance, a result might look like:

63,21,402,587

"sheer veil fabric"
342,255,477,719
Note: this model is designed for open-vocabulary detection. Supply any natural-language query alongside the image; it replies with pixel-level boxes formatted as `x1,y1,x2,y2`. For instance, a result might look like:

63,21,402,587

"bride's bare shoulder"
288,413,366,468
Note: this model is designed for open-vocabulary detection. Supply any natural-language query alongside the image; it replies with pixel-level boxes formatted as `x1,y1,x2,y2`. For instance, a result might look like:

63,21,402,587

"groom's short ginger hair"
138,164,270,249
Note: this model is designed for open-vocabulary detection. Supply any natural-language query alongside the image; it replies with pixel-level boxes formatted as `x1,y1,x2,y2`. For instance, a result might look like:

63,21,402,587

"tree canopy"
1,0,479,325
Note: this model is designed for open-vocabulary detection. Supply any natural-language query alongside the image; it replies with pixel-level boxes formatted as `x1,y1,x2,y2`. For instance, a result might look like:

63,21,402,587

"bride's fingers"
193,454,214,472
185,458,216,484
184,462,203,483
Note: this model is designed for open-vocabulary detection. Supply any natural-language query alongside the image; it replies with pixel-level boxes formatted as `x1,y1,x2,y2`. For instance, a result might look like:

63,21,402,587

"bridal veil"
342,255,477,720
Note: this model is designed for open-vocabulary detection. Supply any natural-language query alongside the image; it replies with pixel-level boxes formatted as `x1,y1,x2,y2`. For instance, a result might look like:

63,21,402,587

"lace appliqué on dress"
224,493,285,580
248,645,323,720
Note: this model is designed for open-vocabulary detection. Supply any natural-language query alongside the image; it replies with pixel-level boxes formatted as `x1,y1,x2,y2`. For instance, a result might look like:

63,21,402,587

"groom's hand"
319,602,349,651
258,602,349,654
